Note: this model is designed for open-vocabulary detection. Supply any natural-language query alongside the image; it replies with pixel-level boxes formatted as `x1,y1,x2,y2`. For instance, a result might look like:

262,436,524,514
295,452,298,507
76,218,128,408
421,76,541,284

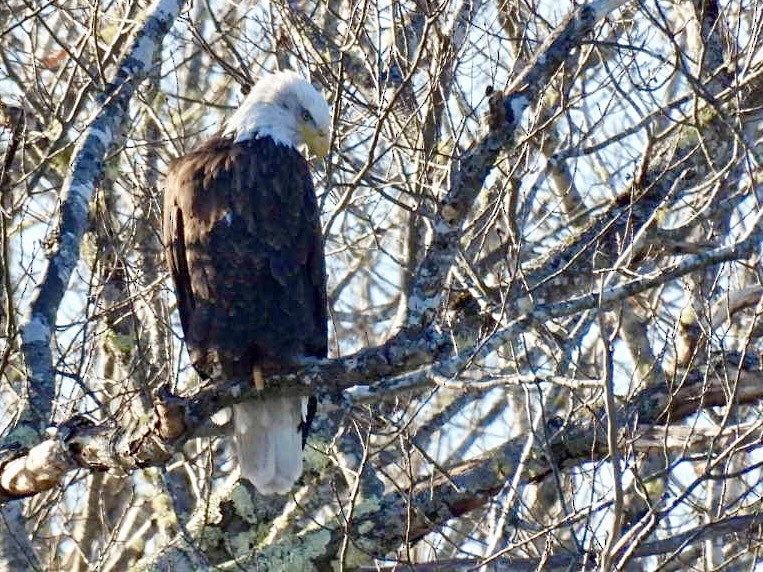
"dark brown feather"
163,134,327,428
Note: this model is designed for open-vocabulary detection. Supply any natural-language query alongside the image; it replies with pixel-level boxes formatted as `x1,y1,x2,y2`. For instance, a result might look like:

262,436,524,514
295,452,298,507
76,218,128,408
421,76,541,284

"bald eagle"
163,71,330,494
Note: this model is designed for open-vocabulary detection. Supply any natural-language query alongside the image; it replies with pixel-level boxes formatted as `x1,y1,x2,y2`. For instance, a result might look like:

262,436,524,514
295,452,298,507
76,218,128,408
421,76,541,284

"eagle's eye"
301,109,313,123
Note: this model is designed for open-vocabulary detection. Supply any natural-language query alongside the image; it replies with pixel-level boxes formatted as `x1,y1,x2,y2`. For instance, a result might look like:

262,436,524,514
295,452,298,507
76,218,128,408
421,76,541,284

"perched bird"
163,71,330,494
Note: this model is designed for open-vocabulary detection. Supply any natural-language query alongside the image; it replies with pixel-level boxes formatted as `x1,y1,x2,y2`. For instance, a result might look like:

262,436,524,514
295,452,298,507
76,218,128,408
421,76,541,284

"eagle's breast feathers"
163,135,328,380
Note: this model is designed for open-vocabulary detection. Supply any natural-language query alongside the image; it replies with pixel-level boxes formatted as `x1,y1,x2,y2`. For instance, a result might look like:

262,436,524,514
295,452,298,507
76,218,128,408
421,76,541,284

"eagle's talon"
253,366,265,392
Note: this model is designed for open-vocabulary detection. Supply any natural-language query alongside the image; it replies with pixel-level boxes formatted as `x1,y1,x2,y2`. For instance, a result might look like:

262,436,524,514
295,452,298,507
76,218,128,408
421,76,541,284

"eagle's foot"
253,365,265,392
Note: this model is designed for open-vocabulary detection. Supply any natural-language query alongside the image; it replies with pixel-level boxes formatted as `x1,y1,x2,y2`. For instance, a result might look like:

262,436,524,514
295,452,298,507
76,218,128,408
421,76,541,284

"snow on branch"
17,0,185,431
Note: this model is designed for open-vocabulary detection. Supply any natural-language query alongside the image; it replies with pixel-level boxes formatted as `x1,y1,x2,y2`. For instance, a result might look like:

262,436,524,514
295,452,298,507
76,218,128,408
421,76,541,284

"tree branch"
402,0,629,330
16,0,185,435
352,513,763,571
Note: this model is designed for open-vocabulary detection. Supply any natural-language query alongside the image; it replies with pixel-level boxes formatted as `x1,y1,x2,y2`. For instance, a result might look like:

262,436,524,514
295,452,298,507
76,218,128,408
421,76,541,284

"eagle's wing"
163,139,227,377
163,135,327,373
163,198,193,337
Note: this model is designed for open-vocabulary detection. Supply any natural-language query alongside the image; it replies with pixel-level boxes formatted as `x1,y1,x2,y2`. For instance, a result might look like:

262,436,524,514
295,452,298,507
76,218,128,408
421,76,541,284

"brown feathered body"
164,133,327,493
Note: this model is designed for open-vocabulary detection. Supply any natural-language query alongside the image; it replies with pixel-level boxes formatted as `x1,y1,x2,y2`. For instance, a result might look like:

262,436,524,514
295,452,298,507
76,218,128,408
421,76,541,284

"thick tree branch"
150,351,763,569
402,0,629,330
313,356,763,561
16,0,185,434
353,513,763,571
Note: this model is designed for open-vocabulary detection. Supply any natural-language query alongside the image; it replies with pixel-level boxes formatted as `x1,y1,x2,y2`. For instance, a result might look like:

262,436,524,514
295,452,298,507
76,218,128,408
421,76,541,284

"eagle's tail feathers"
233,397,303,495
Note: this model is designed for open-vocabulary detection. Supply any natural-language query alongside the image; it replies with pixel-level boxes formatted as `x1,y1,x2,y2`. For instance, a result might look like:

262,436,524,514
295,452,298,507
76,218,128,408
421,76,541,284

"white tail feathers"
233,397,304,495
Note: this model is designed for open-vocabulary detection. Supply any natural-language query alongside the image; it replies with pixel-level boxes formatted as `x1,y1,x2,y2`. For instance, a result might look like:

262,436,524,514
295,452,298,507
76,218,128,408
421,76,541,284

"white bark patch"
434,217,453,234
407,293,439,314
87,125,112,148
131,35,155,69
21,315,50,344
26,439,70,476
590,0,628,22
155,0,183,20
211,407,232,426
344,384,371,399
66,182,93,218
131,0,183,66
57,232,79,284
508,94,529,122
0,438,72,496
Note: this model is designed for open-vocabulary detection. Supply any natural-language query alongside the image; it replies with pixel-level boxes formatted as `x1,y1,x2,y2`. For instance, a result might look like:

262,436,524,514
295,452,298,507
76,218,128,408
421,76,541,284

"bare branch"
16,0,185,432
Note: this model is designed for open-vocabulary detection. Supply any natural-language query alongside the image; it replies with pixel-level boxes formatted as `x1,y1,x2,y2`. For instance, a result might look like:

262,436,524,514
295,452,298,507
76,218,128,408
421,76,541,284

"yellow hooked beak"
302,126,330,159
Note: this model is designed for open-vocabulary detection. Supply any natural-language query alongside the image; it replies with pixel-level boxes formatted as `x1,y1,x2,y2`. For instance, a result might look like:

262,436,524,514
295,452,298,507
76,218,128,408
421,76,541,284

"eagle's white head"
224,70,331,158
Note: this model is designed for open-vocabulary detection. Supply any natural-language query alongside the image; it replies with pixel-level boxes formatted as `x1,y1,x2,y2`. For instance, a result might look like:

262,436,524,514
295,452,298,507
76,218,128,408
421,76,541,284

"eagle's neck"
224,102,299,149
